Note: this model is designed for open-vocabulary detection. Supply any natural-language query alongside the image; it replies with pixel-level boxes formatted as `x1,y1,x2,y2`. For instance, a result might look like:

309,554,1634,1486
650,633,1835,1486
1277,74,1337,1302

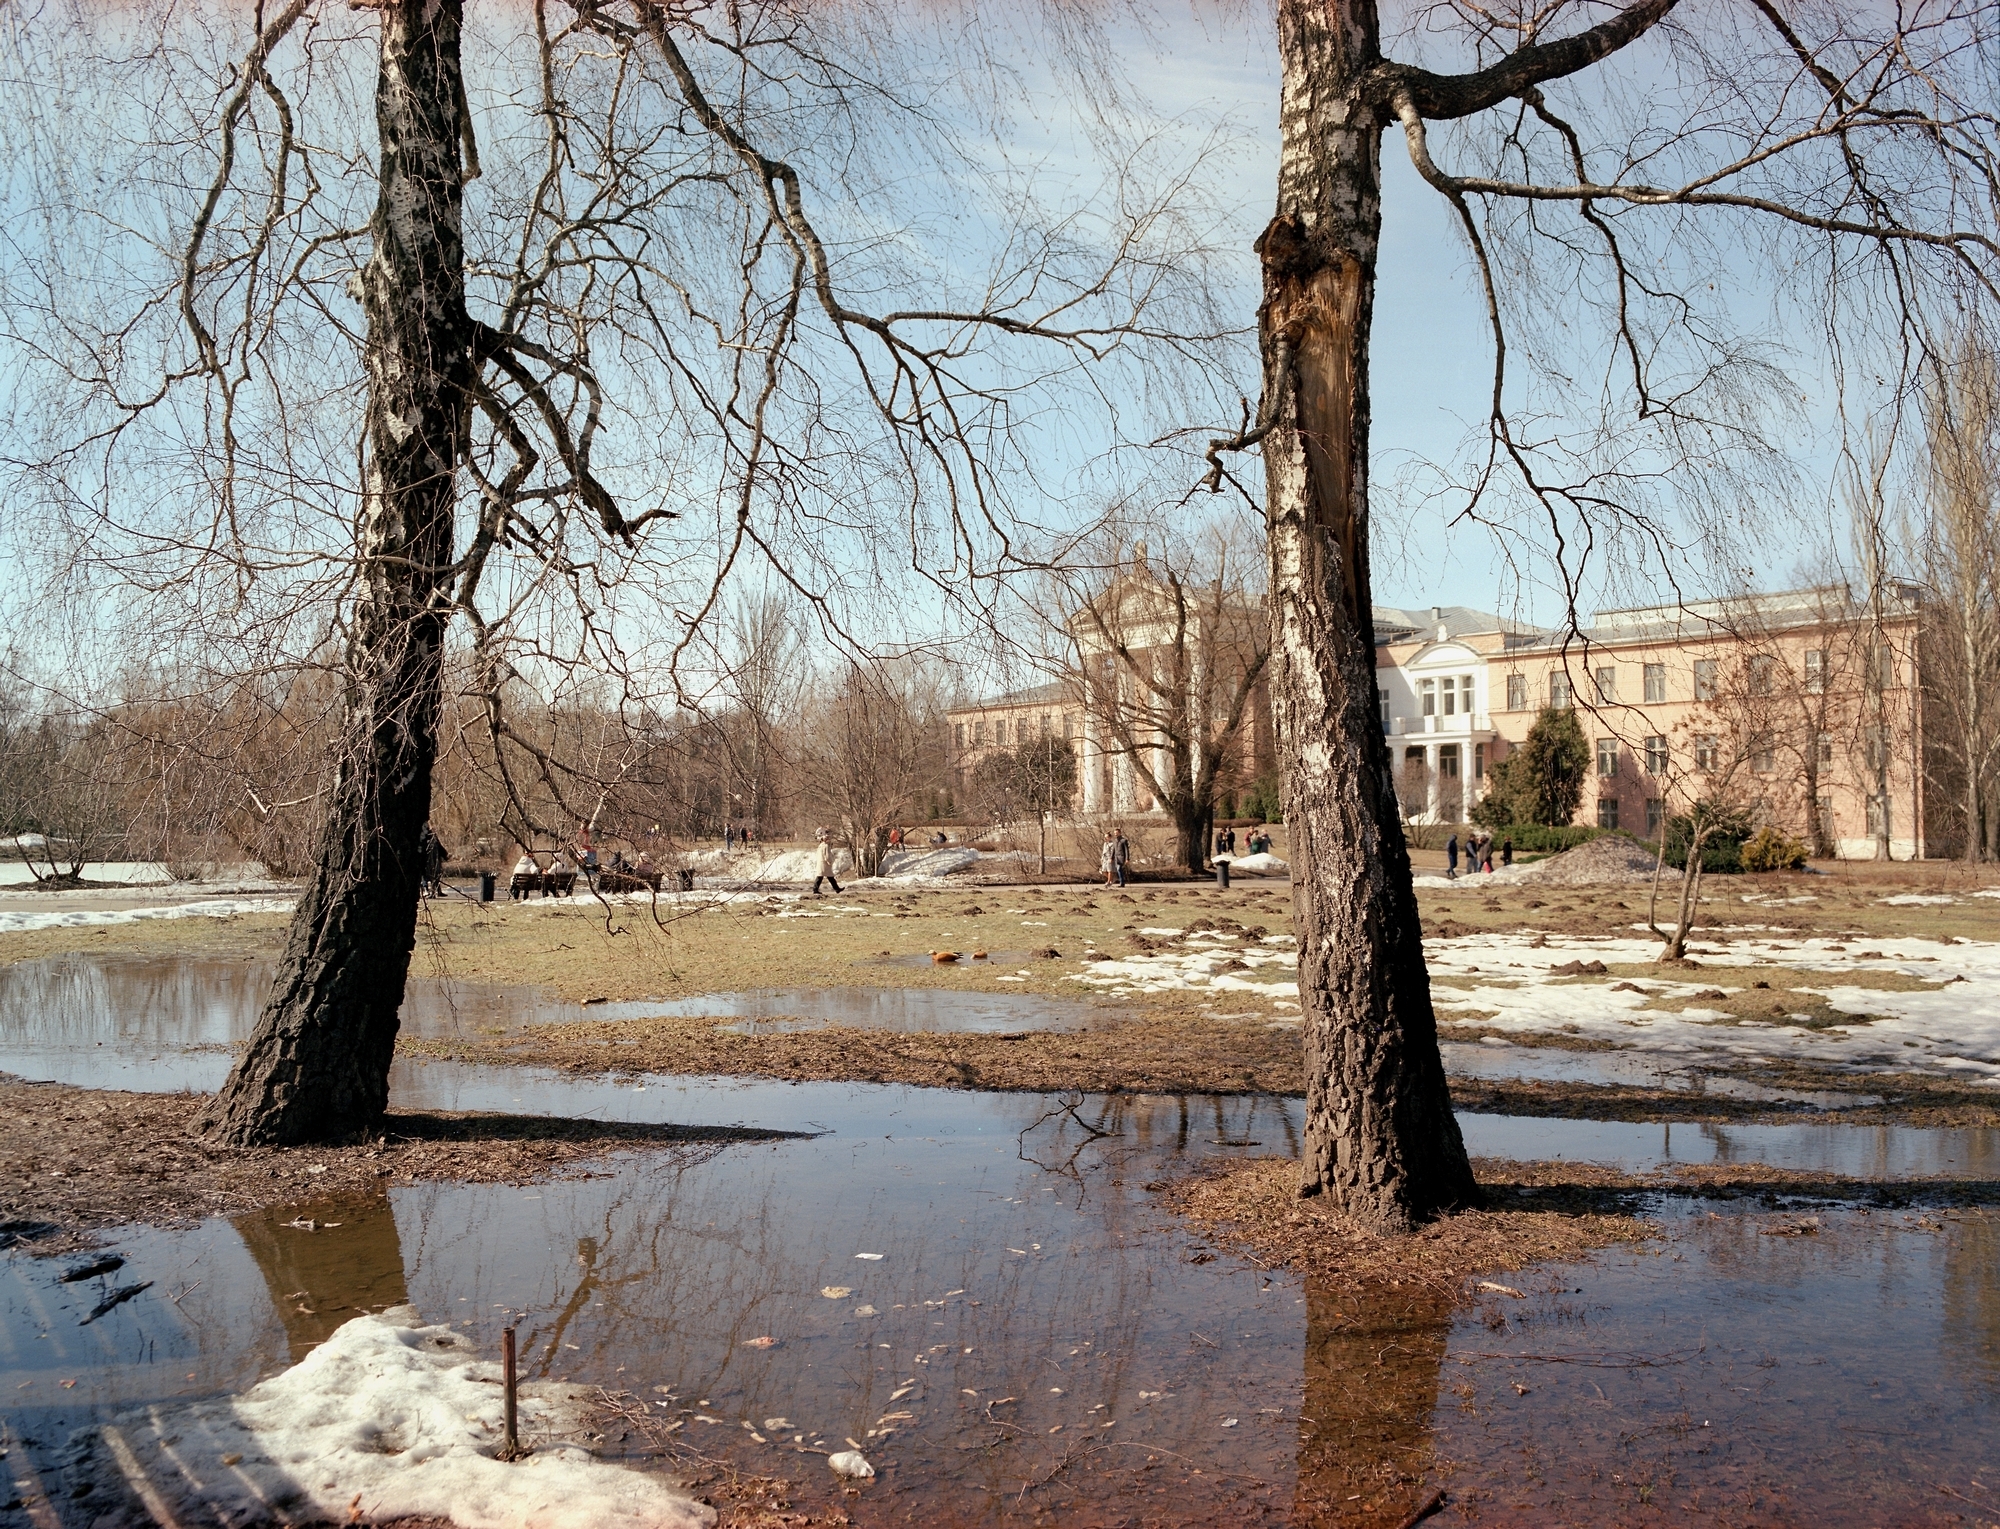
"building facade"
951,585,1929,857
1376,588,1927,858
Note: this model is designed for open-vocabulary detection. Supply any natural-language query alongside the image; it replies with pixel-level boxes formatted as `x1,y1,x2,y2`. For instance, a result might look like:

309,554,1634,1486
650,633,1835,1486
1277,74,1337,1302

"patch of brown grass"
416,1011,1305,1096
1160,1157,1652,1295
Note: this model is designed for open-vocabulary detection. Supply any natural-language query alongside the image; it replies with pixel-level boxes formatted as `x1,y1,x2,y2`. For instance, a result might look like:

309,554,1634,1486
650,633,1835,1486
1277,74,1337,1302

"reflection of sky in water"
0,955,1097,1093
3,1084,1994,1524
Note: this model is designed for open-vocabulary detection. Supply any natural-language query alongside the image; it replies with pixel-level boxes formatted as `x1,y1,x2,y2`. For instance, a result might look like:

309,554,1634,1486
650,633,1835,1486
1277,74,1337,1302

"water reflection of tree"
1294,1281,1450,1526
233,1192,411,1364
1941,1210,2000,1398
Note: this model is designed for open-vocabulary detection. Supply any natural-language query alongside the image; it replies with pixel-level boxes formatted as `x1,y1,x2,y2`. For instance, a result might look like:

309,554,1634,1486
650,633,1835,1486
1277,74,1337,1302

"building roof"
1372,605,1536,644
1505,583,1922,651
949,680,1068,716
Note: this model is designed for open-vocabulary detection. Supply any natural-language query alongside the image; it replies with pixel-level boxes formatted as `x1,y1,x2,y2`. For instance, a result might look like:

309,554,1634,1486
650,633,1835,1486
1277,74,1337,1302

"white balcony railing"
1388,713,1490,736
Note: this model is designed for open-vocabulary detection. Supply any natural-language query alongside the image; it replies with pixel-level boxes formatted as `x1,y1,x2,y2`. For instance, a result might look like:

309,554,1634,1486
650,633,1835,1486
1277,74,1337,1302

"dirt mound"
1517,834,1662,886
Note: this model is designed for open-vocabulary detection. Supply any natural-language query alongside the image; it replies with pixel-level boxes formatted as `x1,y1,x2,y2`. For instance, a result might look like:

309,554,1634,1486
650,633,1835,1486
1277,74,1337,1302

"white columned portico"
1425,742,1441,821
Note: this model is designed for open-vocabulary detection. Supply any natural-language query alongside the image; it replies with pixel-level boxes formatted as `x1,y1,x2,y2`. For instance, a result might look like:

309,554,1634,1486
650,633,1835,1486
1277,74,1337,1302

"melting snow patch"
0,898,293,935
1217,852,1288,876
63,1306,711,1529
1879,894,1957,906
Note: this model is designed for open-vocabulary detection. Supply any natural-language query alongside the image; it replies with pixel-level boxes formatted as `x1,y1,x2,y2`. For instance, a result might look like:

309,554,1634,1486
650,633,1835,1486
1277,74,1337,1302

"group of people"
510,841,654,899
1099,828,1131,887
722,822,757,851
1212,825,1276,858
1445,829,1512,878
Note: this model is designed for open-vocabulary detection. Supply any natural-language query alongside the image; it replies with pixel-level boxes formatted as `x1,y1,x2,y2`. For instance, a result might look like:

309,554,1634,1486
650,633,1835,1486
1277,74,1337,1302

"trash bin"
479,871,496,903
1215,859,1230,889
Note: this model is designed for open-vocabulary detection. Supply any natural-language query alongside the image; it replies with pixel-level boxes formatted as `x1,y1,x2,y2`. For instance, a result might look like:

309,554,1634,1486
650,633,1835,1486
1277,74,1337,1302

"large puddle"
0,955,1097,1092
4,1080,1994,1525
4,957,1998,1522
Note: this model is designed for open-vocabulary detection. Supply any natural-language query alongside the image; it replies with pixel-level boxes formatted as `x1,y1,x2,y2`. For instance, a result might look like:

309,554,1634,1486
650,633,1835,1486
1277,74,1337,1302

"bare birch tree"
2,0,1234,1145
1200,0,2000,1228
1920,336,2000,861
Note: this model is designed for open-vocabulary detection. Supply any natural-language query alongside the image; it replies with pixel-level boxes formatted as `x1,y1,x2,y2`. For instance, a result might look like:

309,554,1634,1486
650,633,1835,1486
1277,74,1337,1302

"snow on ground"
678,845,981,884
1880,893,1958,906
1065,919,2000,1080
0,860,174,887
68,1307,711,1529
1423,929,2000,1081
0,897,294,935
1215,851,1288,876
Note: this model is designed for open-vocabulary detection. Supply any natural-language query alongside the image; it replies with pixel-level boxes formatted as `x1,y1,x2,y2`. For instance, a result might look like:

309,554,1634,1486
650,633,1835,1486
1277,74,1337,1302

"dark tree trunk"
197,0,471,1148
1261,0,1478,1230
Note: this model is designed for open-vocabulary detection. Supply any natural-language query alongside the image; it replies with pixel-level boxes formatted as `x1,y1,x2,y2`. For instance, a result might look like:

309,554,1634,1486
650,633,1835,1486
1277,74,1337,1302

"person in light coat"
812,828,843,896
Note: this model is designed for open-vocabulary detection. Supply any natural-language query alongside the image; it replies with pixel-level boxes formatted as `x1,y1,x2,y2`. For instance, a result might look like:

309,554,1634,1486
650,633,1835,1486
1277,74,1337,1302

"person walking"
812,827,842,897
1501,837,1514,868
725,822,735,852
1100,831,1116,887
1480,835,1495,873
1114,828,1130,888
419,823,445,898
1446,832,1460,879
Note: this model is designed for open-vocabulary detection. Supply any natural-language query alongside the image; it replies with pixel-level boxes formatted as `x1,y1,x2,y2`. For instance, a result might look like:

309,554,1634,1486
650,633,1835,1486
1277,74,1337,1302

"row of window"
1595,790,1894,837
952,713,1076,750
1497,645,1896,712
1596,726,1892,778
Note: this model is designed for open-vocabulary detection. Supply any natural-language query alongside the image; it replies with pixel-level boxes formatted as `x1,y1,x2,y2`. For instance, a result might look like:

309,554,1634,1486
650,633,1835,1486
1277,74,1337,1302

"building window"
1461,674,1476,717
973,720,986,746
1818,793,1834,839
1804,649,1825,693
1865,725,1886,771
1439,744,1461,778
1816,731,1833,766
1474,742,1486,779
1695,733,1720,772
1643,663,1666,703
1550,672,1572,710
1593,666,1617,704
1040,713,1051,738
1597,796,1620,830
1645,797,1664,838
1866,793,1888,837
1871,643,1895,689
1748,654,1775,695
954,723,965,749
1597,738,1619,777
1441,675,1457,717
1644,735,1669,775
1420,678,1436,717
1379,687,1390,730
1063,712,1075,740
1751,731,1775,773
1507,673,1527,711
1693,659,1718,701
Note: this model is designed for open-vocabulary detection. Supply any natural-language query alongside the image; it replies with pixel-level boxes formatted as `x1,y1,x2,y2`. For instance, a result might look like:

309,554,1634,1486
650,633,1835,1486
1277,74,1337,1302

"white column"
1426,744,1441,823
1081,713,1102,814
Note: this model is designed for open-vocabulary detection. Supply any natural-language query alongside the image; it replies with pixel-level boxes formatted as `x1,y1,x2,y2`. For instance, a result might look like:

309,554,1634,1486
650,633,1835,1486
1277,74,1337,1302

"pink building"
1377,588,1927,858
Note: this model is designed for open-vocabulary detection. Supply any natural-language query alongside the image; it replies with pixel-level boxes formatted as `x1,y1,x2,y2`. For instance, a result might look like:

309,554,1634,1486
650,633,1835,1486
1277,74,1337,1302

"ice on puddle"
854,1252,885,1260
62,1306,711,1529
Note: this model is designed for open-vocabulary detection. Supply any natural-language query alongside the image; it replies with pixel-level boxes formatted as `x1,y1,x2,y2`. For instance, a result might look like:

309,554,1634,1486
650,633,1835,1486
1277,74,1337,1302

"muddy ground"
0,1080,796,1252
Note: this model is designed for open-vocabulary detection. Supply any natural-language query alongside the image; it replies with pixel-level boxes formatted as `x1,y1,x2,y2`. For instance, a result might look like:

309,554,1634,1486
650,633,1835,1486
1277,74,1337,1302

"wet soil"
0,1079,795,1251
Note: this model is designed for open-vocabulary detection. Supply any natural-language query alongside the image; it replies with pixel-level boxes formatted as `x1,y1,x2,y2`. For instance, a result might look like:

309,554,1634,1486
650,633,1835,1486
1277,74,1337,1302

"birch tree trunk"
1261,0,1478,1229
197,0,471,1147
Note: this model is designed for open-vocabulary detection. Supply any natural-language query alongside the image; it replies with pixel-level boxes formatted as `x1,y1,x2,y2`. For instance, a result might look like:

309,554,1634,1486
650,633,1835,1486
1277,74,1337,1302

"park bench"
598,868,665,894
507,870,577,898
